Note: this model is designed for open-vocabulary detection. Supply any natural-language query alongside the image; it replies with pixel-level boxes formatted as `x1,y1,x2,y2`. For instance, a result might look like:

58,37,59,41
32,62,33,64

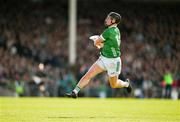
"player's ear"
112,19,116,24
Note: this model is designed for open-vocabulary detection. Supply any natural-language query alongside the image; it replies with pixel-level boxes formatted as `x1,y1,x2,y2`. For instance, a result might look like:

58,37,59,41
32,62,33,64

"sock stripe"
73,86,81,94
75,86,81,91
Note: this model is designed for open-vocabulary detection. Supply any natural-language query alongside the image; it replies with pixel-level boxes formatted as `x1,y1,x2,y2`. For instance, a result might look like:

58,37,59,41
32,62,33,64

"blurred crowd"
0,0,179,99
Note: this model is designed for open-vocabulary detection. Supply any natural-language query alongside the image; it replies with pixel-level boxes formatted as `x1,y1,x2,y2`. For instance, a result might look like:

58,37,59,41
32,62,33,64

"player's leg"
76,62,105,90
105,57,132,92
108,76,128,87
66,62,105,98
108,76,132,93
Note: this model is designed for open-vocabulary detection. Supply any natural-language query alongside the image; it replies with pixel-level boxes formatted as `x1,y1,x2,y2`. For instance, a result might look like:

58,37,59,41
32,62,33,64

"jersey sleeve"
100,28,110,41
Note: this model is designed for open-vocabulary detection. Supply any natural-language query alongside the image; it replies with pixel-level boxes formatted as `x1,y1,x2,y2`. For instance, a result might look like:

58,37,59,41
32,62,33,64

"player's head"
104,12,121,27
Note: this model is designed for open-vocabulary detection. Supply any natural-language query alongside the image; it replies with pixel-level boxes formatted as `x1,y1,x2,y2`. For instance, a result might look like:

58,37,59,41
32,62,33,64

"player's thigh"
105,58,121,76
84,62,105,79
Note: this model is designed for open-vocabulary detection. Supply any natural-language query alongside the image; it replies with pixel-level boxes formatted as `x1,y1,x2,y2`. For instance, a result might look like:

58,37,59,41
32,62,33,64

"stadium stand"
0,0,179,98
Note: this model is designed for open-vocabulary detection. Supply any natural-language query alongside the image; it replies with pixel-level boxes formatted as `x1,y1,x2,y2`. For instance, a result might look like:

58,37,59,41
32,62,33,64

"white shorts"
96,55,121,77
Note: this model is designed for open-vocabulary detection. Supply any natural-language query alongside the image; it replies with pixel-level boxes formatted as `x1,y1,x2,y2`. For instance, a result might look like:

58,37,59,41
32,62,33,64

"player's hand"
89,35,104,49
94,41,104,49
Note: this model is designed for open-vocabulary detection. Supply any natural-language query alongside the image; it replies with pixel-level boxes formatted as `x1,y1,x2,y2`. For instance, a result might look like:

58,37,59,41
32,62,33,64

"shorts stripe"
116,61,120,72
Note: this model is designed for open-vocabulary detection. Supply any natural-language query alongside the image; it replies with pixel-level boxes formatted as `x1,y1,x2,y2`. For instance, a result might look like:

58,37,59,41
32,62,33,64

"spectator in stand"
163,69,174,98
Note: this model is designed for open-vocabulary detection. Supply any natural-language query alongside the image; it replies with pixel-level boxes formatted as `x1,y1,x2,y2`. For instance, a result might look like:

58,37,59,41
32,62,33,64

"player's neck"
108,24,117,28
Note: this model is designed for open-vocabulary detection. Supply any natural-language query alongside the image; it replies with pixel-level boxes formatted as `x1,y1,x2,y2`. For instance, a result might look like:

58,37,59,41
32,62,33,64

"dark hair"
108,12,121,24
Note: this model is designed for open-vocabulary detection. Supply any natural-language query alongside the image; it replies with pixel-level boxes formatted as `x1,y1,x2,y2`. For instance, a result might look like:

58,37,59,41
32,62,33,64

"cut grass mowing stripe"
0,98,180,122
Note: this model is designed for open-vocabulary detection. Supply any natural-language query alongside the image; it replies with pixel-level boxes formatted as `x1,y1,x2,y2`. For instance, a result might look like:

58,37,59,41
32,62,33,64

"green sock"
73,86,81,94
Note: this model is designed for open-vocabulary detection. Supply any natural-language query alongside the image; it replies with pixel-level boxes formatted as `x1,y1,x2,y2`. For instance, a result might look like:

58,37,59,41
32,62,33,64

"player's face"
104,16,112,27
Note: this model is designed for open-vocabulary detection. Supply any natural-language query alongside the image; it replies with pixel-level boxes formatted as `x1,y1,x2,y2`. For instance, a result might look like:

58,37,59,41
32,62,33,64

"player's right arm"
94,28,110,49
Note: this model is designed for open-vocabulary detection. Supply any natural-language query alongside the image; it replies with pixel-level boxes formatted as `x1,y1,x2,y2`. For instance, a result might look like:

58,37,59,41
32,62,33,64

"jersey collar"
108,24,117,28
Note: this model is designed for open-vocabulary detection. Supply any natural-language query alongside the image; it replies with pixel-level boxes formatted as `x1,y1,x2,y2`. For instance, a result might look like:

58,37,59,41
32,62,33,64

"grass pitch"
0,97,179,122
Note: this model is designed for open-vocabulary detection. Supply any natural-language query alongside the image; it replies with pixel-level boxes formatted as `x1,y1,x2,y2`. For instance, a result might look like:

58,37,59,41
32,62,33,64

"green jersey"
100,26,121,58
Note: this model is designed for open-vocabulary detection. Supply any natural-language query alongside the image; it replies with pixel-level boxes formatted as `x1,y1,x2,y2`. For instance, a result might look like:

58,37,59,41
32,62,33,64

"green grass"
0,97,180,122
